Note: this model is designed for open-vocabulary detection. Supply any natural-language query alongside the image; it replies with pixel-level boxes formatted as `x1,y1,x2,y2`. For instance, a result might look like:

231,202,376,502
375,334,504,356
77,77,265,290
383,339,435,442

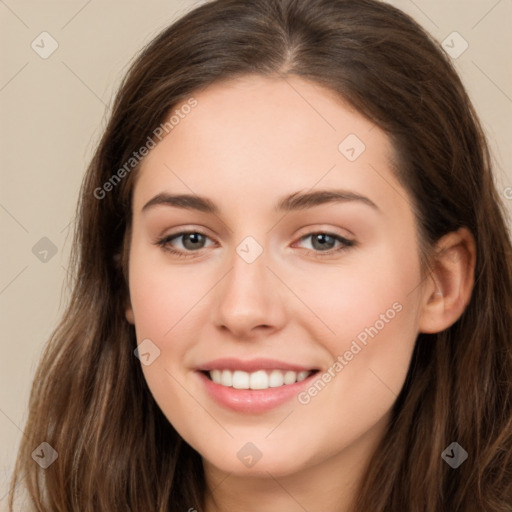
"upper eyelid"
161,223,354,239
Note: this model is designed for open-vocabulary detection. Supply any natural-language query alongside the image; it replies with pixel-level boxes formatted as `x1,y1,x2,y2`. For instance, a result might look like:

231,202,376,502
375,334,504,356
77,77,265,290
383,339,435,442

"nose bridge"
223,241,271,311
212,235,285,336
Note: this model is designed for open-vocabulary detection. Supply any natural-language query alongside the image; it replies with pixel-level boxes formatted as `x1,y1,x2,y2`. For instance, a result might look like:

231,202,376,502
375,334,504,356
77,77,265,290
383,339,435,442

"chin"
197,438,320,478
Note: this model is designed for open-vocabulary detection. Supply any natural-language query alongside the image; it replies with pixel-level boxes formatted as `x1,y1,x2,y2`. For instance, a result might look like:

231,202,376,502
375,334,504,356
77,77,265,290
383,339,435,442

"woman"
9,0,512,510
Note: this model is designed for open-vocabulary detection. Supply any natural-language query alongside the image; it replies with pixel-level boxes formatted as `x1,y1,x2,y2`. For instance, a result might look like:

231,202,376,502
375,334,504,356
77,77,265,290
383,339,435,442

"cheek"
296,242,422,404
127,249,212,429
128,247,210,345
298,240,421,349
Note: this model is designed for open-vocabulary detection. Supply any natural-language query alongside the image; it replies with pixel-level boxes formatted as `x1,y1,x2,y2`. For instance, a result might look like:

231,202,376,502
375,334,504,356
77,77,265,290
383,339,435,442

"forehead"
162,74,388,160
133,74,401,216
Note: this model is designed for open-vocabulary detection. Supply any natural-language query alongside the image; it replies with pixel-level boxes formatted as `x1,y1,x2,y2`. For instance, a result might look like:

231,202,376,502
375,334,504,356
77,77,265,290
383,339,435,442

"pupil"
184,233,204,249
313,234,334,251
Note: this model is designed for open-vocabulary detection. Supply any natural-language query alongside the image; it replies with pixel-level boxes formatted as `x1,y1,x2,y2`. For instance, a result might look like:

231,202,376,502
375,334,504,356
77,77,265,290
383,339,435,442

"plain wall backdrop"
1,0,511,507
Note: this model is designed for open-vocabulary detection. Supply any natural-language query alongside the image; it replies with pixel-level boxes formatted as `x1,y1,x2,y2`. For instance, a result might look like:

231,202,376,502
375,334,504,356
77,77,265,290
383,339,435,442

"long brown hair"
9,0,512,510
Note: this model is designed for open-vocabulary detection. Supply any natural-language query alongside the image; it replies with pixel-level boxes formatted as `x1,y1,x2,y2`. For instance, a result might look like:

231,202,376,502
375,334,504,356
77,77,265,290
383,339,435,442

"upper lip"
196,358,318,373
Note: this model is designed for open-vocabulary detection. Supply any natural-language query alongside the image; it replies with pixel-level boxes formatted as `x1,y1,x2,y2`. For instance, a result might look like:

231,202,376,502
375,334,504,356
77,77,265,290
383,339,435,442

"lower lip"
197,371,317,413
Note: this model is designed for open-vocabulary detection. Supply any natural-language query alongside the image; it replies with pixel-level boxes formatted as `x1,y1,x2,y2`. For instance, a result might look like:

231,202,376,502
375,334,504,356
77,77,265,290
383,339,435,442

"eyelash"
154,230,356,259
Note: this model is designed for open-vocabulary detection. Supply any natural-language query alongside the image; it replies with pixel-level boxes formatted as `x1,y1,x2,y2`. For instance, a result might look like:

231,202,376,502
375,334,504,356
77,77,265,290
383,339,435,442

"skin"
124,75,475,512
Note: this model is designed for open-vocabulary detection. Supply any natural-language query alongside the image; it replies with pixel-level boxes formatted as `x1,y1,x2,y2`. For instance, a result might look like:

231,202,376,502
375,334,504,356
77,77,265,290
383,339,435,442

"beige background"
1,0,511,507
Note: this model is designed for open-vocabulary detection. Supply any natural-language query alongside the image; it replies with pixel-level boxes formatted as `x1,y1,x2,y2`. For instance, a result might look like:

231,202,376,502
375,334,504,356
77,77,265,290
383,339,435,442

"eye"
155,231,215,258
154,230,355,259
295,232,355,255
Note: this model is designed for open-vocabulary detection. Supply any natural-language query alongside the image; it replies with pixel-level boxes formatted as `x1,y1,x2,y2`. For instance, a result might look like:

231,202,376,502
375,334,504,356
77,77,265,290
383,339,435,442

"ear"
125,298,135,325
418,227,476,334
114,243,134,325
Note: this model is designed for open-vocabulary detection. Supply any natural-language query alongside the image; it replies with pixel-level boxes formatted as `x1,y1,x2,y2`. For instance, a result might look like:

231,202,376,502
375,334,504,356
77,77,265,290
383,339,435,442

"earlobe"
418,227,476,334
125,307,135,324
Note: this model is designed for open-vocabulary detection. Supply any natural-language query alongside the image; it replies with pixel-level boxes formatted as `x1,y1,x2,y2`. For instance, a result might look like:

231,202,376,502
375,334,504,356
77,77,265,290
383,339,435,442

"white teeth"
207,369,314,389
232,370,250,389
249,370,268,390
269,370,284,387
221,369,232,387
297,371,310,382
211,369,222,384
283,371,296,385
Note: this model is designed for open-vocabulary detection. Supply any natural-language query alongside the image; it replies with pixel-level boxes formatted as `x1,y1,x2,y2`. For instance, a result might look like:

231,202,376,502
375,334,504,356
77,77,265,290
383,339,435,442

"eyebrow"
141,189,379,214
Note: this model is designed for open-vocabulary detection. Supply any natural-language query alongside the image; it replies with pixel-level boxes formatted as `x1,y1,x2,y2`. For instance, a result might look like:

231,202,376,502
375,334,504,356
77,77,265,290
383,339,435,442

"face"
125,75,426,478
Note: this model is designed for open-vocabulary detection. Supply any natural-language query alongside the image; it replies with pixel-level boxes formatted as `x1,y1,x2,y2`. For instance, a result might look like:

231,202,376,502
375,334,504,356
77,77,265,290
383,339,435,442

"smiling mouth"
202,369,319,390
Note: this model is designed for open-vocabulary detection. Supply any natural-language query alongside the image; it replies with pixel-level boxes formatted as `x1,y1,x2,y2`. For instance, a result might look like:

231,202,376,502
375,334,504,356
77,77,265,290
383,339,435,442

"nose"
211,245,287,340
